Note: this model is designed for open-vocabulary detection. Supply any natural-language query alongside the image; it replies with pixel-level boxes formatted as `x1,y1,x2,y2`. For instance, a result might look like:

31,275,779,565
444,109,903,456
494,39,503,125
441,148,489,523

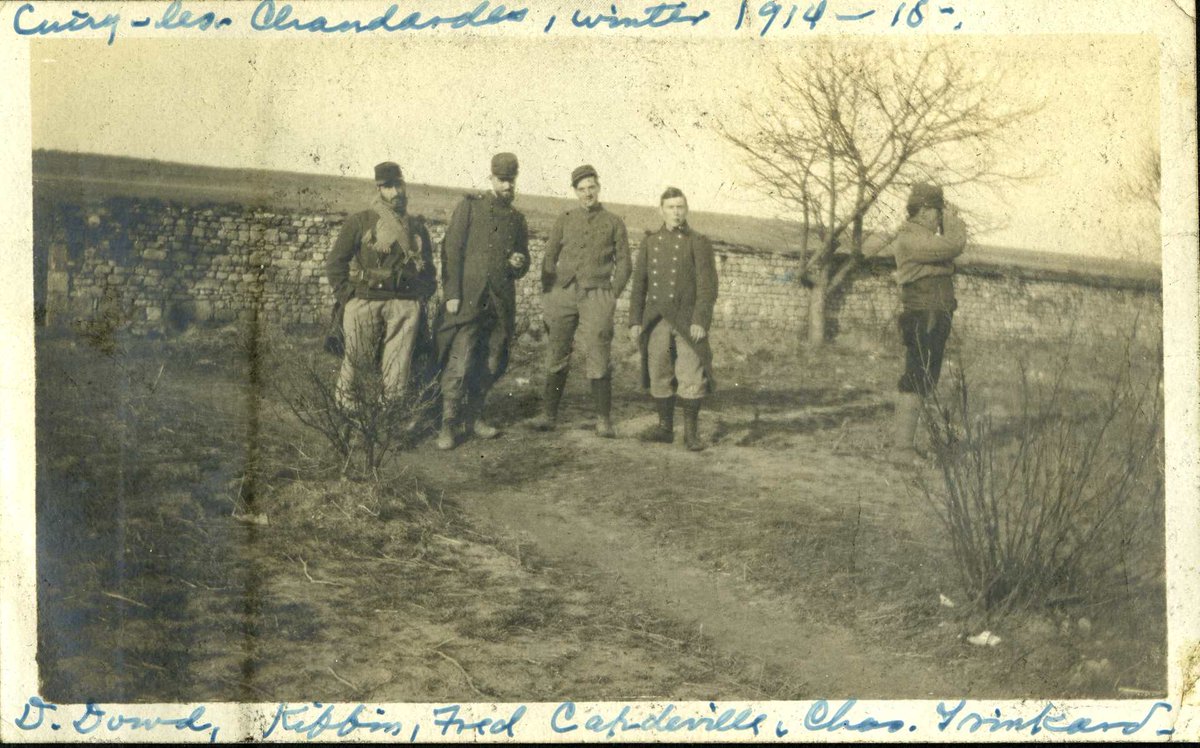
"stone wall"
33,196,1162,348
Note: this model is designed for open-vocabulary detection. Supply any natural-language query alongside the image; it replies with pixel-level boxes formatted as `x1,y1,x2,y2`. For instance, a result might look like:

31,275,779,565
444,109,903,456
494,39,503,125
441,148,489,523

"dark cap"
571,164,598,187
907,182,944,211
374,161,403,186
491,152,519,180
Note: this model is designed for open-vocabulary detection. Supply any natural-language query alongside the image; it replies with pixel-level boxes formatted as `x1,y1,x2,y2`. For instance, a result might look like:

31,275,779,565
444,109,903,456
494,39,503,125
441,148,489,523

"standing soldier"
529,164,632,437
326,161,435,408
628,187,718,452
888,182,967,462
436,152,531,451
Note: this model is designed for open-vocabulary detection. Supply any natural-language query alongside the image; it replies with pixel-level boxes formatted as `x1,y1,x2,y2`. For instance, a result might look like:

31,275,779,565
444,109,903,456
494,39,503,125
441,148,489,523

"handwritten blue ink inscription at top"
11,3,121,45
569,3,711,30
736,0,959,34
249,0,528,33
155,1,233,30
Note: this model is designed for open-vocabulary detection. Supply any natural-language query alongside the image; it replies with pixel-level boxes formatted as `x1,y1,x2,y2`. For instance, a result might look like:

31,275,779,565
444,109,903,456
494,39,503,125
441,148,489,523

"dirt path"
403,414,960,699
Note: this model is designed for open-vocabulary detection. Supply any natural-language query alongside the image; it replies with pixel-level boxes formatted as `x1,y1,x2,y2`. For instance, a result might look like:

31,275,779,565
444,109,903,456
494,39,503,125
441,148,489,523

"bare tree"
721,41,1040,343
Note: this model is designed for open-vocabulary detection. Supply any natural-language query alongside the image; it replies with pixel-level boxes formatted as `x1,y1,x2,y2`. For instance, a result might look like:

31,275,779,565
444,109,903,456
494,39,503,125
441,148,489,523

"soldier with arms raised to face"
888,182,967,463
628,187,718,452
530,164,632,437
435,152,531,450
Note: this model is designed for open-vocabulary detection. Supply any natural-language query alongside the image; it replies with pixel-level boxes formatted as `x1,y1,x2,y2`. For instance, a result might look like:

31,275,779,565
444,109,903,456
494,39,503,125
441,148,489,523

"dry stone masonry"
34,196,1162,348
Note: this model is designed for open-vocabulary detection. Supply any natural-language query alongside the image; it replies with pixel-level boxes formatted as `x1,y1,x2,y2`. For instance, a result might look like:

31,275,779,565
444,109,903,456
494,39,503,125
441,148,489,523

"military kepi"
907,182,944,210
571,164,598,187
491,152,519,179
375,161,403,186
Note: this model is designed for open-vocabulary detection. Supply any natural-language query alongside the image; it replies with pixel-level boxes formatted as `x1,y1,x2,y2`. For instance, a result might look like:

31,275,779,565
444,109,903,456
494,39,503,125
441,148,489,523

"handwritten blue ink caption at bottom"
550,701,769,738
15,696,221,743
937,699,1175,736
263,702,417,740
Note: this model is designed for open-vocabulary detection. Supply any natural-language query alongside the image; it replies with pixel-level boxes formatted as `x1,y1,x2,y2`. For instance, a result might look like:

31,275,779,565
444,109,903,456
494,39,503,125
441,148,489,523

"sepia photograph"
2,0,1197,742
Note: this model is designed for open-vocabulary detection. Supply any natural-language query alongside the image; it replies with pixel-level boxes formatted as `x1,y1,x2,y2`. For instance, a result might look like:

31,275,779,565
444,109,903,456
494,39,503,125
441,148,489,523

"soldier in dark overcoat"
628,187,718,451
435,152,531,450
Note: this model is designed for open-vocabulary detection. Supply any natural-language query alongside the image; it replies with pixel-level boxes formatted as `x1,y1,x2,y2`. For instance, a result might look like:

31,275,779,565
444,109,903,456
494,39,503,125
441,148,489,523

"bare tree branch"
719,40,1042,342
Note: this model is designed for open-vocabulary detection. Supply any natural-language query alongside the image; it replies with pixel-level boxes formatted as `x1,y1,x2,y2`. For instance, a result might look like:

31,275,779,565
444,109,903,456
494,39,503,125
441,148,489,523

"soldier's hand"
508,253,526,269
629,325,642,342
446,299,461,315
690,324,707,341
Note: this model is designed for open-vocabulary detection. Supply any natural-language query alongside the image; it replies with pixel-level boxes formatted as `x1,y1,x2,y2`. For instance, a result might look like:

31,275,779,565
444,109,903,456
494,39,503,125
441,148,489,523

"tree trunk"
807,262,829,344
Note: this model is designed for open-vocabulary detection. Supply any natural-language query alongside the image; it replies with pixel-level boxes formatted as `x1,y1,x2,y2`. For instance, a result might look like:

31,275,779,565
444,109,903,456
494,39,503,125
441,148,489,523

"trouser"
647,321,706,400
439,305,507,415
337,298,422,406
543,284,616,380
897,309,953,396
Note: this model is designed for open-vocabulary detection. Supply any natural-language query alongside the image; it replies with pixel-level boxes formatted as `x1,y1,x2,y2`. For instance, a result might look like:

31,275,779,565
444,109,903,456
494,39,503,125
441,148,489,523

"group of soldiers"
326,152,964,461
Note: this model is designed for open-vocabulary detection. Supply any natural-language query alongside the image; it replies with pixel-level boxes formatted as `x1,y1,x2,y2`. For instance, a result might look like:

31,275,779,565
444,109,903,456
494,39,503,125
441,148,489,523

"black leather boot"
680,398,705,452
592,377,615,438
638,396,675,443
529,369,569,431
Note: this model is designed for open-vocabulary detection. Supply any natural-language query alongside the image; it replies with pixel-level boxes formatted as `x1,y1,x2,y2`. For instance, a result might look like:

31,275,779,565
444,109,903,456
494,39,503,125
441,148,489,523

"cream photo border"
1,0,1196,742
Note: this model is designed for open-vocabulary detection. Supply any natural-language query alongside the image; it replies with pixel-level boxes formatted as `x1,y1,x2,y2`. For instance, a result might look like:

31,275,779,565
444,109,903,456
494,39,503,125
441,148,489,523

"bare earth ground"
33,324,1166,703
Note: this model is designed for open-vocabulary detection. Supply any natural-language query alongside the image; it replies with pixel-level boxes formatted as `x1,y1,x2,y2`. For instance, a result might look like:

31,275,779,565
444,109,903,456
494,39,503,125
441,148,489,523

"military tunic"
436,192,531,404
325,207,436,404
541,203,632,379
628,223,718,396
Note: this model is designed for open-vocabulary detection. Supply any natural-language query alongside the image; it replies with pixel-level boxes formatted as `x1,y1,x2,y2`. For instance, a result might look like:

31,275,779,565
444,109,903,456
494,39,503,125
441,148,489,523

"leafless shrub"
920,330,1164,615
270,332,438,479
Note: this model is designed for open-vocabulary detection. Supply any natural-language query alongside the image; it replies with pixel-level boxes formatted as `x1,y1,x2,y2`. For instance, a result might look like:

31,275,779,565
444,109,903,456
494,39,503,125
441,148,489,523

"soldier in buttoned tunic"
530,164,632,438
435,152,531,451
628,187,718,452
886,182,967,462
325,161,435,409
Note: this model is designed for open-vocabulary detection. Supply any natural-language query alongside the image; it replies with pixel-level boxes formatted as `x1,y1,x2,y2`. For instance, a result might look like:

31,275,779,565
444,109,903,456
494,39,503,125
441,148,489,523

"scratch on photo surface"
1181,641,1200,704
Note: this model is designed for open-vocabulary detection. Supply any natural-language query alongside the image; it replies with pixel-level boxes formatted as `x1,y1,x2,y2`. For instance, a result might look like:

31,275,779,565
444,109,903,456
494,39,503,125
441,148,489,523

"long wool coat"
628,223,718,393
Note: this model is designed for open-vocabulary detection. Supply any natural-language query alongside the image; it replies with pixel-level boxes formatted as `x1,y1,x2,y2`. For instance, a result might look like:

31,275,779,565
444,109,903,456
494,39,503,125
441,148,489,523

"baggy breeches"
337,298,422,406
542,284,616,380
647,320,706,399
